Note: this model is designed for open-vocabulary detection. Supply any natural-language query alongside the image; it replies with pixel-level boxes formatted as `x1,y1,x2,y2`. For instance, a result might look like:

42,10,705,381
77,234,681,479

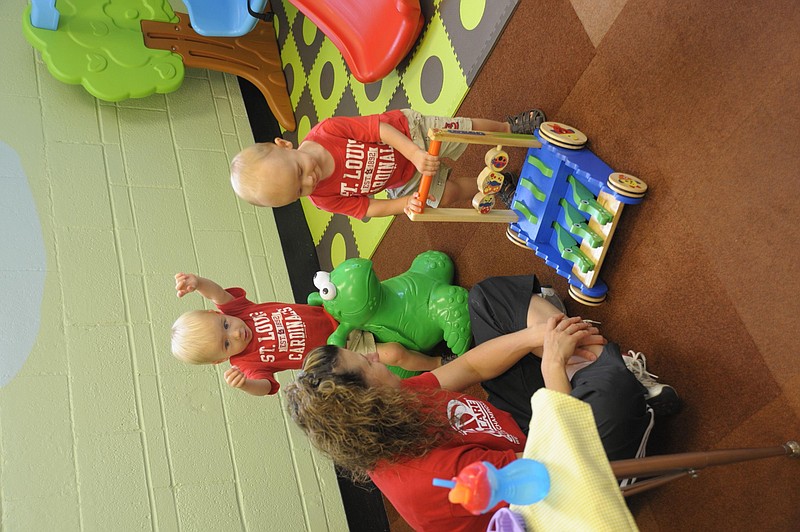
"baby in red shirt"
229,108,543,220
171,272,438,396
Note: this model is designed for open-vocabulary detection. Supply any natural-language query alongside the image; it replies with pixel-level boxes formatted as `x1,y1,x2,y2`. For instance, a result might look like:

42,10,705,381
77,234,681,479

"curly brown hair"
284,345,455,482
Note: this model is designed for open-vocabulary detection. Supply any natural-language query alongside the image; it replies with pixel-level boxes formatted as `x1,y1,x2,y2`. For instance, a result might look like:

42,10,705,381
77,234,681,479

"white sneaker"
623,351,682,416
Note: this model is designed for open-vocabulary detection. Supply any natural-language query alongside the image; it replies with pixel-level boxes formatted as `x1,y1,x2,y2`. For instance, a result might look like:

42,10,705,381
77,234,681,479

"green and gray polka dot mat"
272,0,519,269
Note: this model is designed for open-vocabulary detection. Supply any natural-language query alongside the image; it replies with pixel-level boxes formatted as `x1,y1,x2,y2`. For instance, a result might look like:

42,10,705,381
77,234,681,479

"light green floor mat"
273,0,520,269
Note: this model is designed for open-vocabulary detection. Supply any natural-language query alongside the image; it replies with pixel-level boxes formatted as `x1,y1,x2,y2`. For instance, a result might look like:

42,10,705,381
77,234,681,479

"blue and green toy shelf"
404,123,647,304
507,122,648,305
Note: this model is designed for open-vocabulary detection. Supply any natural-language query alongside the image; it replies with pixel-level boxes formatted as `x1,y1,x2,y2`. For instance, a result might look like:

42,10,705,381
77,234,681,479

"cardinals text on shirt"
250,307,307,363
341,139,397,196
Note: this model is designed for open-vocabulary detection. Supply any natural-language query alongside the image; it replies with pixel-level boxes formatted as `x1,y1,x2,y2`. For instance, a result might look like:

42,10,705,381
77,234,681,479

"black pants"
468,275,652,461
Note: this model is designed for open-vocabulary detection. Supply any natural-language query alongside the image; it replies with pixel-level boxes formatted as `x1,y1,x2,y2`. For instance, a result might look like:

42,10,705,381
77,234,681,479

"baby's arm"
175,272,234,306
375,121,444,217
379,122,440,175
224,366,273,396
366,191,440,218
376,342,441,372
365,195,419,218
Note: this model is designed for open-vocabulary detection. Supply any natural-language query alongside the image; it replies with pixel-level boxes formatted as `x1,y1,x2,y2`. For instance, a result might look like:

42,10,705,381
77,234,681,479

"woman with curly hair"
285,276,677,531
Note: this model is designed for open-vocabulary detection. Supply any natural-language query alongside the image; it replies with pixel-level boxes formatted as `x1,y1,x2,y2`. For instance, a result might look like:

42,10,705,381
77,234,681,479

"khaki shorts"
385,109,473,207
345,330,377,354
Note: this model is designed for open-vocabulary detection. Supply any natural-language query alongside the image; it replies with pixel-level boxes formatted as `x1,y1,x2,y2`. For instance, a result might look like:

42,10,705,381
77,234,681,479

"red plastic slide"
289,0,424,83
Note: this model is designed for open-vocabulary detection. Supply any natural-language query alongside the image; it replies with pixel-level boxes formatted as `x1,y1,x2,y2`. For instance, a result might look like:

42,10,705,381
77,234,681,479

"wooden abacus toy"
406,128,541,223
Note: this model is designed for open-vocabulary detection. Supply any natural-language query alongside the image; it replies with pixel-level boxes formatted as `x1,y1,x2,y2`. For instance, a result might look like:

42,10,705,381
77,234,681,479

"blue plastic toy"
183,0,268,37
507,121,648,305
433,459,550,515
406,123,646,304
30,0,60,31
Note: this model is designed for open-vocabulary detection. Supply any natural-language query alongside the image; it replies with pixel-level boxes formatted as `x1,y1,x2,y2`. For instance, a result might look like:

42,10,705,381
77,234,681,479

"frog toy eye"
313,271,337,301
313,271,330,289
319,283,337,301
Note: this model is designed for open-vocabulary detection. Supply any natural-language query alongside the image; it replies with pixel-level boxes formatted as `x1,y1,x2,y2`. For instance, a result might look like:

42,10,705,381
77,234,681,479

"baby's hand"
175,272,198,298
404,191,435,216
224,366,247,389
413,148,440,175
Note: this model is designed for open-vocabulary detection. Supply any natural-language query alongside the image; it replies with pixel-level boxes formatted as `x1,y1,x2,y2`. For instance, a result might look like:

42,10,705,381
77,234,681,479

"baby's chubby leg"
439,176,484,207
471,118,512,133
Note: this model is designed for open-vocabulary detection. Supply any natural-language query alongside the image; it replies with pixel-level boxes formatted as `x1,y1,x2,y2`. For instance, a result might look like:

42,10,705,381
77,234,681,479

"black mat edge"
237,77,391,532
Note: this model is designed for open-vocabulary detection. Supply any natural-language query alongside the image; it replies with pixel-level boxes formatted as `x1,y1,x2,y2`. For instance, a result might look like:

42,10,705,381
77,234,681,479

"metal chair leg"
611,441,798,495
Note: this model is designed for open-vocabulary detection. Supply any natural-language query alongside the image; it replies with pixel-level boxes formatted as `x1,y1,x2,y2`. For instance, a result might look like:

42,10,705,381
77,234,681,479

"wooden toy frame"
407,128,542,223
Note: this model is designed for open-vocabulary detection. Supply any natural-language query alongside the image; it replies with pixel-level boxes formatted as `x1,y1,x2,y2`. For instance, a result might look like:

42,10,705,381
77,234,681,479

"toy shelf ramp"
273,0,521,269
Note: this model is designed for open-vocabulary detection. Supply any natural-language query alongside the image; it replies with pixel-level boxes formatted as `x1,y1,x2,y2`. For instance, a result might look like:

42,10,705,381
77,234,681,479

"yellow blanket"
510,389,638,531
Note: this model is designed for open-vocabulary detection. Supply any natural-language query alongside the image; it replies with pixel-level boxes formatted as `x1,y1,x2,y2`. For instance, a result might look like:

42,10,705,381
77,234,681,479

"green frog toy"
307,250,472,359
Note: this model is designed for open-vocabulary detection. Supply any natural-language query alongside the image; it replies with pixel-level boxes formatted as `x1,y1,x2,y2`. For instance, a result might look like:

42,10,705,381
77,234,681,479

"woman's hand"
542,315,596,367
573,322,605,361
541,315,599,393
175,272,199,298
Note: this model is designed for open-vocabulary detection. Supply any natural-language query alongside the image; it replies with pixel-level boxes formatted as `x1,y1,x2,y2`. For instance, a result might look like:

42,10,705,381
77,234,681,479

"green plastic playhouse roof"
22,0,185,101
